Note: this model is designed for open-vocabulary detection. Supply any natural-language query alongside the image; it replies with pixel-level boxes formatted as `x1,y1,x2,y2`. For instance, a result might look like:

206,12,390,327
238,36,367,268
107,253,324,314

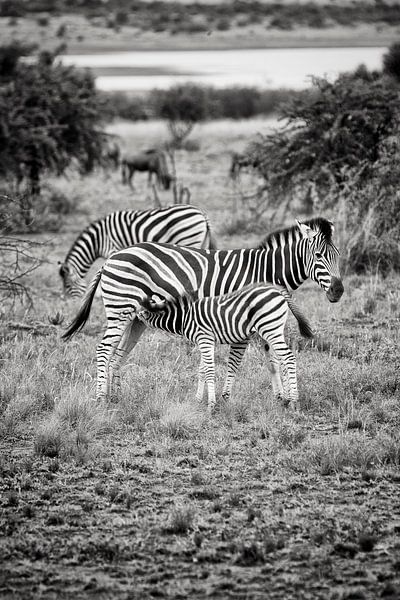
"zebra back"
138,284,313,342
60,205,216,296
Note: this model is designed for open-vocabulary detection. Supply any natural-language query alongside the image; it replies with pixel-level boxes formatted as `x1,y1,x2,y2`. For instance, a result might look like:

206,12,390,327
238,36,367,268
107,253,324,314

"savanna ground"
1,119,400,599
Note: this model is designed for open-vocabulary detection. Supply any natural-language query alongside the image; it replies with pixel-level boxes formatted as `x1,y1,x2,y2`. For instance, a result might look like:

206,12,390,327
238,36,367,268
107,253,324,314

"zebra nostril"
327,277,344,302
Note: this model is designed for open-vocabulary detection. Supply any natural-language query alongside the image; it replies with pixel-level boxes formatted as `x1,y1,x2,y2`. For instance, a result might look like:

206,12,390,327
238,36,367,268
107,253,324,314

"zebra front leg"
221,342,248,401
108,317,147,399
197,340,216,414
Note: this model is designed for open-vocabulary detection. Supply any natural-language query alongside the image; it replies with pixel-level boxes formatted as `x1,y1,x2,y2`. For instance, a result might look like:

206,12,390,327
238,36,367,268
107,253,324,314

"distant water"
61,47,386,91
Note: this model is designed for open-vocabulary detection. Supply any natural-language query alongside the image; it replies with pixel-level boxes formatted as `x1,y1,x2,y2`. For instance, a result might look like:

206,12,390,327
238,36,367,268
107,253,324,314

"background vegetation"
2,0,400,35
103,85,297,122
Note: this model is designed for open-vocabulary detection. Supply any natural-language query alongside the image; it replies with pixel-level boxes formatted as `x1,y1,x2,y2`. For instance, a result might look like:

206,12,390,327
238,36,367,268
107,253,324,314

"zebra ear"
296,220,318,240
328,220,335,235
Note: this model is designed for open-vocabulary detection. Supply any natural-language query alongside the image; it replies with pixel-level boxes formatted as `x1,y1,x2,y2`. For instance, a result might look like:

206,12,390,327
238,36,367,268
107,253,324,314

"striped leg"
195,355,207,403
267,340,298,409
108,317,147,399
96,318,129,400
265,348,285,402
222,342,248,400
197,339,216,414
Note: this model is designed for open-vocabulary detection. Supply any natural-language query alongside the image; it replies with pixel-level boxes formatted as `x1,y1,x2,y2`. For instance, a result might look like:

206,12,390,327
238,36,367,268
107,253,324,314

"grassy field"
1,119,400,599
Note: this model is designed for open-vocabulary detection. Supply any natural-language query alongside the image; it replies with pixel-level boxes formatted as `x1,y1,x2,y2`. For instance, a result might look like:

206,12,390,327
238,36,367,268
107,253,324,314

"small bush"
36,15,49,27
269,16,293,30
34,417,63,458
56,24,67,38
216,18,230,31
164,505,195,535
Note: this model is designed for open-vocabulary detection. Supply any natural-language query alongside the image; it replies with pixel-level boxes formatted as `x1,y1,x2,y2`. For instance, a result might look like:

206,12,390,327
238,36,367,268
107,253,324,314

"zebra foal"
137,284,313,412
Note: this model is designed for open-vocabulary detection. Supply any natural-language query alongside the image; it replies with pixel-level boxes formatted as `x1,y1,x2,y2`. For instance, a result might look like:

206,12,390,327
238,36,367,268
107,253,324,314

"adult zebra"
59,205,216,297
137,284,313,412
63,217,344,402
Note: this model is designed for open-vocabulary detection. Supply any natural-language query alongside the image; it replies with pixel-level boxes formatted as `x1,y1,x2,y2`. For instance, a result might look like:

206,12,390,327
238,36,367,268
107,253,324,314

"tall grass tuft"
158,401,205,440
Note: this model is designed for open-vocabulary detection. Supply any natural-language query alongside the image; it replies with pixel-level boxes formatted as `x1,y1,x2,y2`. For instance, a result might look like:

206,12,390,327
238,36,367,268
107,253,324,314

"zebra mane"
258,217,333,249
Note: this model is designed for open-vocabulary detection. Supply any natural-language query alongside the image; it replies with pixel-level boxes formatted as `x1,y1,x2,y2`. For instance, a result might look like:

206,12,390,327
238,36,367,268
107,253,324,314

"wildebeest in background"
121,149,173,190
229,151,261,179
105,142,121,170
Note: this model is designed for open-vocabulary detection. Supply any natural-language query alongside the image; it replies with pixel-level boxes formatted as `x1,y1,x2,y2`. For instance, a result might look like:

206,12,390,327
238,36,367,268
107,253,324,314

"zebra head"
296,218,344,303
58,262,87,298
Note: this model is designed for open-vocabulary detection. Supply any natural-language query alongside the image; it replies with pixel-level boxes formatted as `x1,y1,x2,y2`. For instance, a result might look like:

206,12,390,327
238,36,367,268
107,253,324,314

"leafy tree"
154,84,210,146
246,69,400,274
0,43,107,199
249,71,400,203
383,42,400,82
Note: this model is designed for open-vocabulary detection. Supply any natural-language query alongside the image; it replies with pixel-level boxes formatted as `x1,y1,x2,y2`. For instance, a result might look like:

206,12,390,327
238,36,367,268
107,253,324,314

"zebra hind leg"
263,343,285,404
265,339,298,410
195,355,207,403
96,317,131,401
108,317,147,400
221,343,248,402
197,340,216,415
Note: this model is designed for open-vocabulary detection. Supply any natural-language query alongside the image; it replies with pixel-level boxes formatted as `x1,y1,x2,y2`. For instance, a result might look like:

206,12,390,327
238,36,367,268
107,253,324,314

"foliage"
330,139,400,275
245,69,400,274
154,84,210,145
249,71,398,200
0,195,44,304
6,1,400,33
383,42,400,82
103,86,297,123
102,91,150,121
0,43,107,194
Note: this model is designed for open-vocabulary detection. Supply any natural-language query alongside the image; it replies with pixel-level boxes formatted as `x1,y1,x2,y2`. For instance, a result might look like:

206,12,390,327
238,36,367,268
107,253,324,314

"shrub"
164,505,195,534
34,417,63,458
115,10,129,26
383,42,400,81
36,15,49,27
0,43,107,198
102,92,150,121
216,18,230,31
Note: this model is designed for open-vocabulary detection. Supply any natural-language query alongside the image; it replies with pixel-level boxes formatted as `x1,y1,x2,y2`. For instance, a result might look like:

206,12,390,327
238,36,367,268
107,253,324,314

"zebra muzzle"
326,276,344,302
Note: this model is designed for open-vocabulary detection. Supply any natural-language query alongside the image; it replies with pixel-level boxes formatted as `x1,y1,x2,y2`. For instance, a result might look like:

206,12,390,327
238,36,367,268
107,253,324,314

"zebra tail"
286,297,314,339
62,268,102,340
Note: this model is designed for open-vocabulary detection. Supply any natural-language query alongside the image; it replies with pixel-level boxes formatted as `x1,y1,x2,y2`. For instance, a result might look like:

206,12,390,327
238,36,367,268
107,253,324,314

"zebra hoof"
276,393,289,408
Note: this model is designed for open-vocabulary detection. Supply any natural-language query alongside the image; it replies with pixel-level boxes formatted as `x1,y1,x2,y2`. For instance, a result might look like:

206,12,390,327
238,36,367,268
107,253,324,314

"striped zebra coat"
59,204,216,297
63,217,343,402
137,284,313,411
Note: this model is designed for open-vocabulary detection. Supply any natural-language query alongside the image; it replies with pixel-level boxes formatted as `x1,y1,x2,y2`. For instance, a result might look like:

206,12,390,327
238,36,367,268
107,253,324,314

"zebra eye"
315,252,323,260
